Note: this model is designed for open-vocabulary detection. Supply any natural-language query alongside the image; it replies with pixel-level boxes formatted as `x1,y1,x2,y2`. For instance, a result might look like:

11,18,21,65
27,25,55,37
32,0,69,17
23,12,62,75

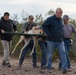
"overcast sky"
0,0,76,22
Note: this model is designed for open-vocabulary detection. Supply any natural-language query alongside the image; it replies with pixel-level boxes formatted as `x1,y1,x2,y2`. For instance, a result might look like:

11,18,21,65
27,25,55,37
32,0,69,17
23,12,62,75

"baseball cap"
63,15,69,19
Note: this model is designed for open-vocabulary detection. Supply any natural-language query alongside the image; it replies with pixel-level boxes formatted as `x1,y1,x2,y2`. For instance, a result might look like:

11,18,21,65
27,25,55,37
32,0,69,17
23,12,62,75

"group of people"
0,7,76,74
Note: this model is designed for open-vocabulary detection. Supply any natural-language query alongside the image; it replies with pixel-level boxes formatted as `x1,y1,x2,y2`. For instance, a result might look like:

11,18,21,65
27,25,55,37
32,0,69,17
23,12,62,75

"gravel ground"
0,56,76,75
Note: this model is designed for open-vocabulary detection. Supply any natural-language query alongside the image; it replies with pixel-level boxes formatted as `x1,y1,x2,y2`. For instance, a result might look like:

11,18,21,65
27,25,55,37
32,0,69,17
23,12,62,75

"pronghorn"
11,26,43,59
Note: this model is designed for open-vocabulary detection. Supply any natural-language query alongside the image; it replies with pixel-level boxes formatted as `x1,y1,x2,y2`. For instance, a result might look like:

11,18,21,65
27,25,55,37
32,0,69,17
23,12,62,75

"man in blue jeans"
19,15,38,68
33,26,47,69
19,40,37,67
42,8,68,74
59,15,76,70
38,40,47,68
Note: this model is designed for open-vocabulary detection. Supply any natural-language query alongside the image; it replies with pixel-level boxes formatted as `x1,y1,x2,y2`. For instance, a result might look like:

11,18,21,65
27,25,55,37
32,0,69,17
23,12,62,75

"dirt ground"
0,56,76,75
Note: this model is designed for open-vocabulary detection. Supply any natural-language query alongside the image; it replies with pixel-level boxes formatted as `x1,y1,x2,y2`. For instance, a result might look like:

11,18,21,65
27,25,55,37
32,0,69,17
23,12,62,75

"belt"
64,38,70,40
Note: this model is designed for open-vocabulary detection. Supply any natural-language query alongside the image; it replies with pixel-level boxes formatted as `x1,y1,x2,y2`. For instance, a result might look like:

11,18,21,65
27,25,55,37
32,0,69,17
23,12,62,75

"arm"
42,18,51,37
22,22,28,33
71,24,76,34
32,26,40,30
0,21,2,33
0,21,5,34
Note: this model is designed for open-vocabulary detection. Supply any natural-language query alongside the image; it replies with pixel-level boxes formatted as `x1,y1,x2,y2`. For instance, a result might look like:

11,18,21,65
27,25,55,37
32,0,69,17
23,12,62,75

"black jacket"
0,17,17,41
42,15,64,42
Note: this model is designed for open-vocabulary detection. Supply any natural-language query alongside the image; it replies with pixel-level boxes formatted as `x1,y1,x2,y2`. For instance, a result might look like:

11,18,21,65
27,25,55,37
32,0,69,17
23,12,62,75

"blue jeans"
19,40,37,66
59,39,71,68
38,40,47,67
64,39,71,68
46,41,68,70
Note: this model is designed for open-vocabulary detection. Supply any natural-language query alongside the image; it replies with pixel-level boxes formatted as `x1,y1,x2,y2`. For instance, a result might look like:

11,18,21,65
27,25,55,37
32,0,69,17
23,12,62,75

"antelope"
11,26,43,59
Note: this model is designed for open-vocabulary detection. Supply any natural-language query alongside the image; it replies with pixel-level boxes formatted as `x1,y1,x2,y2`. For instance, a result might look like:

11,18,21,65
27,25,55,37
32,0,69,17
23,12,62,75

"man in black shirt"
0,12,17,67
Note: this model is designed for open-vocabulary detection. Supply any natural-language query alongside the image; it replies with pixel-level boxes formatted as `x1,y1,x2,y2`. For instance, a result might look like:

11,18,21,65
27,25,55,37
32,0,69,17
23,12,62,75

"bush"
0,24,76,61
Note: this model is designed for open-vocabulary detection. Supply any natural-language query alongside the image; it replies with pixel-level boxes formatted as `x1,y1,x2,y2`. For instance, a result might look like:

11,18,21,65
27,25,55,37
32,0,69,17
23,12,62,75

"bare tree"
45,9,55,17
21,10,29,23
35,14,44,25
11,14,18,21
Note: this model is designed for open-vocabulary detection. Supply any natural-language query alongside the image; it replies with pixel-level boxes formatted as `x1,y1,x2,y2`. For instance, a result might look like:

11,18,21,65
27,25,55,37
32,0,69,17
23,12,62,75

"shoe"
41,65,46,69
2,61,11,68
74,71,76,74
51,67,55,70
62,70,67,74
6,63,11,68
48,70,52,73
19,64,22,67
58,67,62,70
2,61,7,66
33,65,39,68
67,68,72,72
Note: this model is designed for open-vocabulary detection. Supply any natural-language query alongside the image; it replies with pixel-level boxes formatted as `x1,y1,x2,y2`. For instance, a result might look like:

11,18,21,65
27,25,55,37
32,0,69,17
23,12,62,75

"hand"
32,26,40,30
1,29,5,34
24,31,28,34
15,31,18,33
32,27,36,30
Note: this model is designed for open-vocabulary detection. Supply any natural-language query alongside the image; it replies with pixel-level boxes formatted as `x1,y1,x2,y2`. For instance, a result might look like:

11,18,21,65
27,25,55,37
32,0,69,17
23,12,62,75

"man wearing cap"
19,15,38,68
59,15,76,70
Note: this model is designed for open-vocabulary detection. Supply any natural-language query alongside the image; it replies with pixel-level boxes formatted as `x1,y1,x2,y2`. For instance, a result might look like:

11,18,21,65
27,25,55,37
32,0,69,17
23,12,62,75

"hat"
63,15,69,19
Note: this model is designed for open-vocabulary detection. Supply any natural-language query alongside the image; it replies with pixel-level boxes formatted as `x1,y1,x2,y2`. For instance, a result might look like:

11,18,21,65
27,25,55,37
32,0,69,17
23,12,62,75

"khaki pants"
1,40,12,63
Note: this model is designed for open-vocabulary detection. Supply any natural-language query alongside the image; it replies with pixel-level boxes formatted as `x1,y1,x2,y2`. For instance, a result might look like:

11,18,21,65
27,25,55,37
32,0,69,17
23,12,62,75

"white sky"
0,0,76,22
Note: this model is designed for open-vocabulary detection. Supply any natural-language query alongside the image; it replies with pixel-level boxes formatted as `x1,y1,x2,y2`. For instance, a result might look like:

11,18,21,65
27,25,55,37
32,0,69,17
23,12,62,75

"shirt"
63,23,76,38
22,22,37,32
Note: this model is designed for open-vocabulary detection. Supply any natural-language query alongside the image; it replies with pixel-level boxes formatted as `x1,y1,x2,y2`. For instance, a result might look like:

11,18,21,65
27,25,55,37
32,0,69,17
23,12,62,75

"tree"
11,14,18,21
69,18,76,27
21,10,29,23
11,14,19,25
45,9,55,17
35,14,44,25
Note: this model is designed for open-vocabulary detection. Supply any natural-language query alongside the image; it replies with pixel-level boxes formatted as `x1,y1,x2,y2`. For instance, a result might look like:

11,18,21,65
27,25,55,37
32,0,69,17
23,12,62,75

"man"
19,15,38,68
0,12,17,67
33,26,47,69
42,8,68,74
59,15,76,69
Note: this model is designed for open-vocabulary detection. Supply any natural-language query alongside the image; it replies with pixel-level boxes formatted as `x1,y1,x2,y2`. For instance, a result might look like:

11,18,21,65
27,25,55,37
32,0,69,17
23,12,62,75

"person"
42,8,68,74
19,15,38,68
0,12,17,67
33,26,47,69
59,15,76,70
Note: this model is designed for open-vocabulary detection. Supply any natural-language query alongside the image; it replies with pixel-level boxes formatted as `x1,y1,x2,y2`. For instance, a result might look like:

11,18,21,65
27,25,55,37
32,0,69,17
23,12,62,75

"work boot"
2,61,7,66
33,65,39,68
62,70,67,74
2,61,11,68
6,63,11,68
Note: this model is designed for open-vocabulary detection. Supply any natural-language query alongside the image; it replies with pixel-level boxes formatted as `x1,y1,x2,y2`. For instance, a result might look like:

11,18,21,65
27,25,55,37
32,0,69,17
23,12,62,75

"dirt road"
0,56,76,75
